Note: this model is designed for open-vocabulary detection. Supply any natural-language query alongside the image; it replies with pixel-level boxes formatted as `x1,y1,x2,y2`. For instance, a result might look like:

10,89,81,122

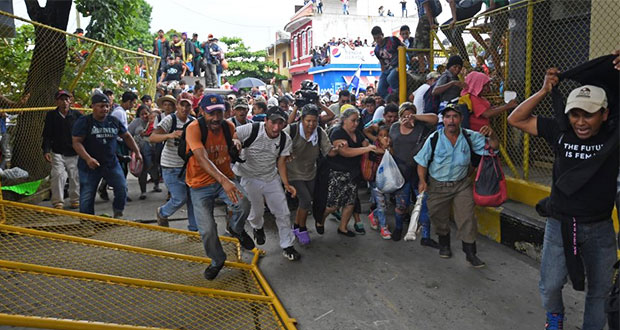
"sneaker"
229,227,255,250
282,246,301,261
113,211,123,219
368,212,378,230
545,312,564,330
156,207,169,227
139,193,147,200
204,263,224,280
380,226,392,240
53,203,64,210
69,201,79,209
354,222,365,235
153,185,162,193
253,228,266,245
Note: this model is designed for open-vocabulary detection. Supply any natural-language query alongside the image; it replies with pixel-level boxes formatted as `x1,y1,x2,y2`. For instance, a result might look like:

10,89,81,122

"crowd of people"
40,18,620,327
152,30,226,90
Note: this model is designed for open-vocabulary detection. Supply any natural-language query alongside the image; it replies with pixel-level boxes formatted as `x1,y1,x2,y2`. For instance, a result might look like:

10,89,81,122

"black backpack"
428,128,481,168
177,116,240,178
242,122,287,157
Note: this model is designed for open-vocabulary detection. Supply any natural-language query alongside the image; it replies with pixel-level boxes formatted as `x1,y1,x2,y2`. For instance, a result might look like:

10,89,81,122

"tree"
75,0,153,50
219,37,286,85
10,0,72,181
10,0,154,182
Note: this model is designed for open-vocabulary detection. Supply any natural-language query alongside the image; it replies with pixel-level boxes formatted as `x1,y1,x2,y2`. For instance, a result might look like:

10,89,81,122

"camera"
294,80,320,108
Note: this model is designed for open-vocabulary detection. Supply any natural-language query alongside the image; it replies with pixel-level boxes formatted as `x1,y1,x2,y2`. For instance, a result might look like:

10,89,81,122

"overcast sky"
12,0,457,51
12,0,298,51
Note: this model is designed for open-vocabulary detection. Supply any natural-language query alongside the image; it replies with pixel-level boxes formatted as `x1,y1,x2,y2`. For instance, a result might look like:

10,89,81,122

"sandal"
337,229,355,237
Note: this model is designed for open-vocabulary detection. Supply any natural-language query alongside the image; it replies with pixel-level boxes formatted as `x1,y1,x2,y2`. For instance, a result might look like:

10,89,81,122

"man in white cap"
508,68,618,330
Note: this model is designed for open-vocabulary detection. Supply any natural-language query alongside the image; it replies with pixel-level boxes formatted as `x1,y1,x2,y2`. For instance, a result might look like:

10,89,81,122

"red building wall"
289,20,313,92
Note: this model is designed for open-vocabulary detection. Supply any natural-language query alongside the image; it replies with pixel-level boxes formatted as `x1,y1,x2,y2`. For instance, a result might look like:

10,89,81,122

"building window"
307,29,312,53
293,36,298,59
301,32,307,56
282,51,287,68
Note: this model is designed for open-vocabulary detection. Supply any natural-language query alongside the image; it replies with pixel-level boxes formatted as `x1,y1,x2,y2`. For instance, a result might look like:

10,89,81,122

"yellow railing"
0,200,297,329
397,0,620,194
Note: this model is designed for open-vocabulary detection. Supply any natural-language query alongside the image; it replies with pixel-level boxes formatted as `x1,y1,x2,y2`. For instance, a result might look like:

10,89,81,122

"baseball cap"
208,34,214,40
340,103,356,113
426,71,441,80
233,98,249,110
330,94,339,103
55,90,72,100
91,92,110,104
200,94,226,113
564,85,608,114
438,103,459,115
266,106,288,121
178,97,192,106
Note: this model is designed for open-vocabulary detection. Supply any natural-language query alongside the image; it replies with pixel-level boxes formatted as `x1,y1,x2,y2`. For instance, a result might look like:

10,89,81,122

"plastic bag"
129,152,143,178
375,150,405,193
404,192,425,241
473,146,507,207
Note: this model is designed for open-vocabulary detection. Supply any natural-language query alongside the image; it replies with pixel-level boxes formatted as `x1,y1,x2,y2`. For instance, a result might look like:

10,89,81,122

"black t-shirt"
389,122,432,184
328,126,365,178
164,63,183,81
537,117,618,222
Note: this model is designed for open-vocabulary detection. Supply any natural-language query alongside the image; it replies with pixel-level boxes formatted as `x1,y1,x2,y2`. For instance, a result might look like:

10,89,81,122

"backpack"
472,146,507,206
430,0,443,16
288,122,324,154
177,116,239,178
422,82,441,115
243,122,287,157
428,128,480,168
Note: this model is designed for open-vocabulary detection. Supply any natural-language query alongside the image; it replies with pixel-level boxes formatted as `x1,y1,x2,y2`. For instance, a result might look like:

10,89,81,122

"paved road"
3,177,586,330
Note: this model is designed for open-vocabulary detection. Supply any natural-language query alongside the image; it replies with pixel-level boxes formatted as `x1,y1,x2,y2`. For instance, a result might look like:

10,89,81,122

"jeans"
160,167,197,232
440,3,483,64
79,162,126,215
190,180,250,267
539,218,617,330
394,181,430,237
377,67,399,99
369,181,387,228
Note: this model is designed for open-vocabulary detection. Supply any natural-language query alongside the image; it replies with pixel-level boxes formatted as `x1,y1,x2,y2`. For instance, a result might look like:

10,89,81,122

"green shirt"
284,124,332,181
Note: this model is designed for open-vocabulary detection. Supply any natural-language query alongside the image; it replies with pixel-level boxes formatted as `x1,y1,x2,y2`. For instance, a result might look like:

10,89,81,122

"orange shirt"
185,120,235,188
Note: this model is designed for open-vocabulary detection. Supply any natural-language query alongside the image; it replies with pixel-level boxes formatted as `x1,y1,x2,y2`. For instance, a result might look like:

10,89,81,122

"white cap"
565,85,607,114
330,94,339,102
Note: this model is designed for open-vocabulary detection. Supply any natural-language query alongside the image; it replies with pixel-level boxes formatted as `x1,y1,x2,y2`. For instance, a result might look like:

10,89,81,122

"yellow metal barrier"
0,201,298,329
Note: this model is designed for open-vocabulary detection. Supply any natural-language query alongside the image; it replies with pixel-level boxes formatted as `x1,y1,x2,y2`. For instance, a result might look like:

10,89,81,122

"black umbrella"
233,77,266,89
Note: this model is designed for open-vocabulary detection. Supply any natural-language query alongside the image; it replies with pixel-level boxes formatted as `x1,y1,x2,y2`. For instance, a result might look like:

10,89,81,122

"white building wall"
311,13,417,48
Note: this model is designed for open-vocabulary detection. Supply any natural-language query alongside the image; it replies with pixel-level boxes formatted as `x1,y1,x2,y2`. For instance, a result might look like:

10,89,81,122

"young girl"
367,124,392,239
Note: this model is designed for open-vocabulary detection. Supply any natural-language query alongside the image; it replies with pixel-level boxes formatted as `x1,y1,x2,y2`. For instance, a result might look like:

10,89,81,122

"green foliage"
0,25,35,98
220,36,286,84
75,0,153,51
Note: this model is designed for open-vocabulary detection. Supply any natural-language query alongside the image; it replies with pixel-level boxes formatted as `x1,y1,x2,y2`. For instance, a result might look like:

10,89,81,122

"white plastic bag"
404,192,425,241
375,150,405,194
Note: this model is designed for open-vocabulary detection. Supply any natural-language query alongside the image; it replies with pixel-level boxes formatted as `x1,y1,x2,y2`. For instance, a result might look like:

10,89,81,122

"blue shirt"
414,128,488,182
72,115,127,169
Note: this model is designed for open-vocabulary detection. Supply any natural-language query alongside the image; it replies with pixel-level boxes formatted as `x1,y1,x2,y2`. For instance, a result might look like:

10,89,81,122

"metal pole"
68,43,99,93
523,0,534,180
398,46,406,104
